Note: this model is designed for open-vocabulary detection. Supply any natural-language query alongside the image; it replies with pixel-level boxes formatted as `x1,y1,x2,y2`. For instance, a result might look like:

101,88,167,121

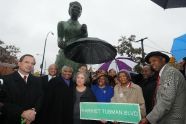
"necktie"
152,75,160,106
23,76,27,82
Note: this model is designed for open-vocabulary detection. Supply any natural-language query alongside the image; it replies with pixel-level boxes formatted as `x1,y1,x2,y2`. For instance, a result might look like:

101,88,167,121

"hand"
58,40,65,49
139,118,149,124
21,109,36,122
81,24,87,34
22,119,31,124
100,120,107,123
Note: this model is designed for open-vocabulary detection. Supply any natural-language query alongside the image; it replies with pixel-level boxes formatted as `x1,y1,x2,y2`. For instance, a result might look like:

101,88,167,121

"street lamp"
40,31,54,76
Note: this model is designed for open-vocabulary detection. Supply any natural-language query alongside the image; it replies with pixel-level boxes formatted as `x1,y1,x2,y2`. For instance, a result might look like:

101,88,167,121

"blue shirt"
63,78,70,87
91,84,114,102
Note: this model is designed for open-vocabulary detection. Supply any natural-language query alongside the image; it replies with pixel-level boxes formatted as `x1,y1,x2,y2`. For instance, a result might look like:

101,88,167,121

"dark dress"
73,87,97,124
40,76,74,124
1,71,43,124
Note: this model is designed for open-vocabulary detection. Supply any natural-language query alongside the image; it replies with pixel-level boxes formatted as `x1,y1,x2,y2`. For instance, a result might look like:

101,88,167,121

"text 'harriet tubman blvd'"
80,102,141,123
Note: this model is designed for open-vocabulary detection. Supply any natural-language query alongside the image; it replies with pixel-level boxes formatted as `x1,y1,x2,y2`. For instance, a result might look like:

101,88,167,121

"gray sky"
0,0,186,71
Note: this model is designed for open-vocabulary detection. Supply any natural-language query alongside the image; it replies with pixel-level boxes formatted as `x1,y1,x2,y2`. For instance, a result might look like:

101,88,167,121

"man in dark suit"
1,54,43,124
40,64,58,91
40,65,74,124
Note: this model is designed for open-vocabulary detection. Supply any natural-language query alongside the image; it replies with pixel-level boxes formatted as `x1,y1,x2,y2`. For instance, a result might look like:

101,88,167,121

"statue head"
69,1,82,20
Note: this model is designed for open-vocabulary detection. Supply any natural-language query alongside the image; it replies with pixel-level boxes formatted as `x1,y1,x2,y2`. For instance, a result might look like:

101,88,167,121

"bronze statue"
55,1,88,71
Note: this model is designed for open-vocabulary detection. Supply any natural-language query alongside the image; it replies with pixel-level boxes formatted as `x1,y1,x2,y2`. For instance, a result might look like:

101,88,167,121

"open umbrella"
98,57,137,72
171,34,186,62
151,0,186,9
64,37,117,64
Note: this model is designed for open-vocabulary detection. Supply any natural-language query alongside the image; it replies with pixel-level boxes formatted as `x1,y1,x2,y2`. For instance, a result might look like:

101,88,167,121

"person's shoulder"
131,82,142,90
49,76,65,87
3,71,17,79
40,75,48,80
29,74,40,79
85,87,94,94
164,64,182,75
106,84,114,90
114,84,120,88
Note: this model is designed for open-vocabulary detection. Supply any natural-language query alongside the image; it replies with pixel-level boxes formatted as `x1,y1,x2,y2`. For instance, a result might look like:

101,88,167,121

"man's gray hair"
61,65,73,73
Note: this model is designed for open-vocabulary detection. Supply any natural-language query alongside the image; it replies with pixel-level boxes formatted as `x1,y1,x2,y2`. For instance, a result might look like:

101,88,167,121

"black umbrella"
151,0,186,9
64,37,117,64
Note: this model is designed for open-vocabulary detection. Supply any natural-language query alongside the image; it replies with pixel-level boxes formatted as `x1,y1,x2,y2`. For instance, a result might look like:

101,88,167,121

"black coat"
0,75,5,123
1,71,43,124
73,87,97,124
40,75,49,92
40,76,74,124
140,76,157,114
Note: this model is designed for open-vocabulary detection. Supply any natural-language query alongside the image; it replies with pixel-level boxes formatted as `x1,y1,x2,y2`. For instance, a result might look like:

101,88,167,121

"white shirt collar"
159,64,167,77
18,71,29,82
48,75,56,81
48,75,52,81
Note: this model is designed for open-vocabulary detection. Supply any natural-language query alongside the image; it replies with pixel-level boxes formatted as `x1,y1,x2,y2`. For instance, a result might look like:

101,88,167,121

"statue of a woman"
55,1,88,71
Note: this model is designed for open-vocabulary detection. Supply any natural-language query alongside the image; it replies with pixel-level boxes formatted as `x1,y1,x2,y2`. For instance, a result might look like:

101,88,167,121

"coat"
146,64,186,124
1,71,43,124
73,87,97,124
40,76,74,124
140,76,157,114
40,75,50,92
111,82,146,118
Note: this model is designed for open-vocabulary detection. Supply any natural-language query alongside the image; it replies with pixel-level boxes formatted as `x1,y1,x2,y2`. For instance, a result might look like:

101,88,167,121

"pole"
135,37,148,65
40,31,54,76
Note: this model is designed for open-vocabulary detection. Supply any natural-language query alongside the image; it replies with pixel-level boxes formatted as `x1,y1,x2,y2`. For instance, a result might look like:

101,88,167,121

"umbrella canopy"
64,37,117,64
151,0,186,9
98,57,137,72
171,34,186,62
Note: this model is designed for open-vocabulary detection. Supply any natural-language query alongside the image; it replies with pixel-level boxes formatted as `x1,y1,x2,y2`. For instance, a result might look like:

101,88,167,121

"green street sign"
80,102,141,123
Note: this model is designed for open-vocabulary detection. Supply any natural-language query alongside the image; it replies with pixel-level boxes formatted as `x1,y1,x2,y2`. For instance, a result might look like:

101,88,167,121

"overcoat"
2,71,43,124
146,65,186,124
40,76,74,124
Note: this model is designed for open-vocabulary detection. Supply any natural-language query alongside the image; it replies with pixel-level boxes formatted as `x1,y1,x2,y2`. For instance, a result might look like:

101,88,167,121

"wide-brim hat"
145,51,170,64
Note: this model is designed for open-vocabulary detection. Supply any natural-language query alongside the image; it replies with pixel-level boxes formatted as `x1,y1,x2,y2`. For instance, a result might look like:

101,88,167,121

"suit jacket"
40,76,74,124
40,75,49,92
146,64,186,124
2,71,43,124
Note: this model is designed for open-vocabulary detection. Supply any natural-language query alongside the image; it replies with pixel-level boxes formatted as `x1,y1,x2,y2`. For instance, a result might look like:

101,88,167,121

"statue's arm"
57,21,65,49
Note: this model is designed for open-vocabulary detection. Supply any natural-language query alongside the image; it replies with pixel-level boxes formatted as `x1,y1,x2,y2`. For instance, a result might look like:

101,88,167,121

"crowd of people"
0,51,186,124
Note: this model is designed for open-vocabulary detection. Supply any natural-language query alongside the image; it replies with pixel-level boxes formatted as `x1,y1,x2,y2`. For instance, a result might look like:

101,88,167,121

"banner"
80,102,141,123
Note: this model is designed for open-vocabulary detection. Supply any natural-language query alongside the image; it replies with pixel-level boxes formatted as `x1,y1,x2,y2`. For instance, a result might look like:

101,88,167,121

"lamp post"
40,31,54,76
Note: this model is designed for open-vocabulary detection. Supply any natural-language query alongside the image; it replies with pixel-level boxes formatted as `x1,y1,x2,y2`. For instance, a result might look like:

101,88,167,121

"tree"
115,35,143,63
0,40,20,64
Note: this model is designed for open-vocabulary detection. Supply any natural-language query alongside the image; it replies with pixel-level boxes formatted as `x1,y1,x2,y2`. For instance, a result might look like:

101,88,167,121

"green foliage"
116,35,142,63
0,40,20,64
